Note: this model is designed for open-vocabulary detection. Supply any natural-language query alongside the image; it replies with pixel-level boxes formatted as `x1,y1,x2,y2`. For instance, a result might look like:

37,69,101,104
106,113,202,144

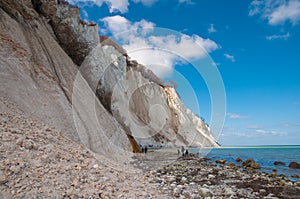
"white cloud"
231,129,287,137
101,15,155,37
269,1,300,25
101,15,219,77
255,129,267,134
82,9,89,18
179,0,195,5
232,132,252,137
281,121,300,127
224,53,235,62
227,113,248,119
132,0,157,6
208,24,217,33
266,32,290,40
246,125,262,129
249,0,264,16
211,62,220,67
67,0,160,13
249,0,300,25
255,129,287,136
67,0,129,13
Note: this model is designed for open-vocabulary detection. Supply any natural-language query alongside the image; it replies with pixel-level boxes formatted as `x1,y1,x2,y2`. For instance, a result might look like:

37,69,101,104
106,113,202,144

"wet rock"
288,162,300,169
216,159,226,164
291,174,299,178
274,161,285,166
271,170,277,177
236,157,243,162
242,159,261,169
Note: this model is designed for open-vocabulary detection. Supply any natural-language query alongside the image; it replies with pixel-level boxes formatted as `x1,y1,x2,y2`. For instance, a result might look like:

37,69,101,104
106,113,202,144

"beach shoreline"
133,148,300,198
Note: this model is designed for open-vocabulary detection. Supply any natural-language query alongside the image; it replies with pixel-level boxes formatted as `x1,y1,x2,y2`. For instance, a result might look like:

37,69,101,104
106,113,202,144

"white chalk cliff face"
0,0,218,160
81,41,219,148
0,0,133,163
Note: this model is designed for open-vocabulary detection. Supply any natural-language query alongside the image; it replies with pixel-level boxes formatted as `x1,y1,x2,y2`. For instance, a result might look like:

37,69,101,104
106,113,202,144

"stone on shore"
236,157,243,162
199,187,213,197
274,161,285,166
242,159,261,169
289,162,300,169
216,159,226,164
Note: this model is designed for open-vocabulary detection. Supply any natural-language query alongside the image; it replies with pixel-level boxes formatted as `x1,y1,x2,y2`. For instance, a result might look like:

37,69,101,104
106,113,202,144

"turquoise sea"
190,146,300,181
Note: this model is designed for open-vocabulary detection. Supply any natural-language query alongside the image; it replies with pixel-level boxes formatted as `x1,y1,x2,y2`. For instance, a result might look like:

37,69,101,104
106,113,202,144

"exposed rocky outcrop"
32,0,100,65
0,0,131,157
274,161,286,166
242,159,261,170
289,162,300,169
82,37,219,148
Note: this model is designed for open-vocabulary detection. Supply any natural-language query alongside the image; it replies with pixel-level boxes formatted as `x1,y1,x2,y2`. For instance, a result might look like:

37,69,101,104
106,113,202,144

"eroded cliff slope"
0,0,218,159
0,0,132,160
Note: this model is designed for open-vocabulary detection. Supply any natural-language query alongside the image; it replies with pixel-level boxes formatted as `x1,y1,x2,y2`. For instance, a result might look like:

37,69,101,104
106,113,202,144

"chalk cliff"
0,0,218,160
81,42,218,148
0,0,132,161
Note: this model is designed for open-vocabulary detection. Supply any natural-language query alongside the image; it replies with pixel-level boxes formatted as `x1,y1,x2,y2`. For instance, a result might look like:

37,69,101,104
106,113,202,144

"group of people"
178,146,189,157
141,146,148,153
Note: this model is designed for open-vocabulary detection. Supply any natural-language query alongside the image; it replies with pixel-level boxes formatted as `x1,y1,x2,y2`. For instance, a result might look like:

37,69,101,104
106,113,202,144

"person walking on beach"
185,148,189,156
181,146,185,157
141,146,144,153
145,146,148,153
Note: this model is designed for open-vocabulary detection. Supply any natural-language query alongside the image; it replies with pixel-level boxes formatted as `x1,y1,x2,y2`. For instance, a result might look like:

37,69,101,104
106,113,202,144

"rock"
227,162,236,168
271,170,277,177
242,159,261,169
199,187,213,197
173,187,181,194
274,161,285,166
92,164,99,169
199,158,210,162
288,162,300,169
236,157,242,162
181,176,187,182
166,176,176,182
259,189,266,194
208,174,215,179
216,160,226,164
224,187,235,196
265,193,279,199
291,174,299,178
22,139,36,150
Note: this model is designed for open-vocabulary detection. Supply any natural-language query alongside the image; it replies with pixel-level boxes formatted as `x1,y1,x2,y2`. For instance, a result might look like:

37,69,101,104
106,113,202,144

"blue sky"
68,0,300,146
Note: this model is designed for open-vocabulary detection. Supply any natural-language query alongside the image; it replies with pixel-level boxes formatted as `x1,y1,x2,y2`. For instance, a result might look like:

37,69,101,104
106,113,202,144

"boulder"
274,161,285,166
236,157,242,162
242,159,261,169
199,187,213,197
291,174,299,178
288,162,300,169
216,160,226,164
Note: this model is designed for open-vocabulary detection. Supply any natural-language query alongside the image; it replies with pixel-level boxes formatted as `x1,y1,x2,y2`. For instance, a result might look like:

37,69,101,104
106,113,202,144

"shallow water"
190,146,300,181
